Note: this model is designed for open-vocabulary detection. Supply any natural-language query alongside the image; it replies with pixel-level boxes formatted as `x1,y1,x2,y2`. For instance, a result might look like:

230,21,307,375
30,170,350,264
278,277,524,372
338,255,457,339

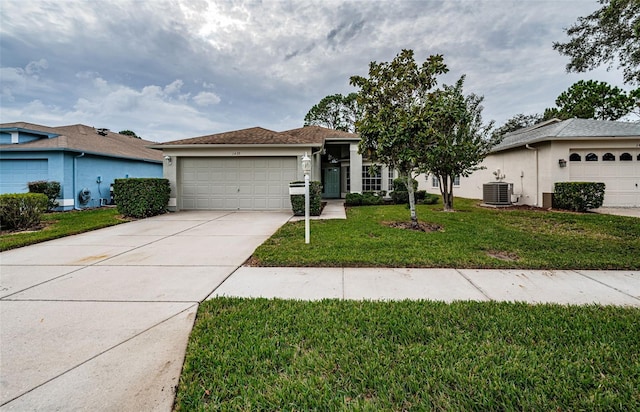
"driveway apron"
0,211,291,411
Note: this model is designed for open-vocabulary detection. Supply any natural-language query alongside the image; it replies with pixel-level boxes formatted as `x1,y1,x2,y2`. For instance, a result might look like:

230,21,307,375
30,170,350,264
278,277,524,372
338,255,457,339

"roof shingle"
0,123,163,162
494,118,640,152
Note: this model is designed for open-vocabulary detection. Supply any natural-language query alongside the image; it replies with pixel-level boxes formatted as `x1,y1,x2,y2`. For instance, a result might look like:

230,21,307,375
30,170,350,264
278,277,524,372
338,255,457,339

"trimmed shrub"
415,190,426,202
290,181,322,216
553,182,605,212
113,178,170,218
28,180,61,211
361,191,384,206
0,193,48,230
392,176,418,192
390,191,409,204
345,192,362,206
422,193,440,205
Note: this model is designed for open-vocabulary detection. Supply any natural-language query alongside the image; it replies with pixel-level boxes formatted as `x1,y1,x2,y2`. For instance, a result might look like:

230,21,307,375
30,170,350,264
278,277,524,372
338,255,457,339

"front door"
323,167,340,198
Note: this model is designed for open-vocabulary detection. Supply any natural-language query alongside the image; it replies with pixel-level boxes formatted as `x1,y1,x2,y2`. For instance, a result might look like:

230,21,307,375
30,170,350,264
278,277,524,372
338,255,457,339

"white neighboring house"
421,118,640,208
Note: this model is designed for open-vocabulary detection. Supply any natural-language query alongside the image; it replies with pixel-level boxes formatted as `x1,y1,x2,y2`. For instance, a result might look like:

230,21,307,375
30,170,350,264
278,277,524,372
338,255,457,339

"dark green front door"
323,167,340,198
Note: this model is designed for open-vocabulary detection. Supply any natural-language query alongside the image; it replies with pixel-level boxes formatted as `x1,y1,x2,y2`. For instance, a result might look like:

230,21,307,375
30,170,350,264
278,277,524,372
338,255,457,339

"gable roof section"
493,118,640,152
0,122,163,162
154,125,359,148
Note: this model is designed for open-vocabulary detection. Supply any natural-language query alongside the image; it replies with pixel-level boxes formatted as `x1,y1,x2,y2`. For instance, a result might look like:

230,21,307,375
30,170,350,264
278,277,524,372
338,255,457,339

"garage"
0,159,48,194
569,150,640,207
179,157,297,210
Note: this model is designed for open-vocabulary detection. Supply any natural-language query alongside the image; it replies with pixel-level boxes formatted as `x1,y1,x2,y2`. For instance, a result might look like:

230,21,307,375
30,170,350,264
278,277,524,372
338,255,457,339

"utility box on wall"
542,192,554,209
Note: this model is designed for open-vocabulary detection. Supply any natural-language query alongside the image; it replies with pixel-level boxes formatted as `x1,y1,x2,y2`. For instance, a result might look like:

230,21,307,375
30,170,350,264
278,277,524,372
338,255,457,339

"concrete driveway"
0,211,291,411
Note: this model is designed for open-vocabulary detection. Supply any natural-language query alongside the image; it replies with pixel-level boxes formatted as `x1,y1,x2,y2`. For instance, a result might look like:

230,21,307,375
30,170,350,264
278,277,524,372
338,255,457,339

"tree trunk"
407,173,418,228
440,175,454,212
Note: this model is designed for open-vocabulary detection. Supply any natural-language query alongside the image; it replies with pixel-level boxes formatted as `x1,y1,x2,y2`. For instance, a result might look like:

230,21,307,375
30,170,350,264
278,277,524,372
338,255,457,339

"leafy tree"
119,130,140,138
553,0,640,85
350,49,448,226
303,93,361,132
421,77,498,212
542,80,637,120
492,113,543,138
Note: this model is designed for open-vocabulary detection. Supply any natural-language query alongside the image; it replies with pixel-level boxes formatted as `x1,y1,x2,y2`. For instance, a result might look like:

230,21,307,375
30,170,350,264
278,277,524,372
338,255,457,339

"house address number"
231,151,241,156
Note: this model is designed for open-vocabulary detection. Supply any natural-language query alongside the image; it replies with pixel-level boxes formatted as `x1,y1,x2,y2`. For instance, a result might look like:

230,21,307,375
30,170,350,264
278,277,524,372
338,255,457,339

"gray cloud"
0,0,633,142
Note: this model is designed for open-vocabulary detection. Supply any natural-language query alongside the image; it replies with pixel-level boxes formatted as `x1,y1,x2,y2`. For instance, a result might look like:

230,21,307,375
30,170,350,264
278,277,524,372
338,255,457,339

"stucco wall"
420,138,640,207
0,150,162,210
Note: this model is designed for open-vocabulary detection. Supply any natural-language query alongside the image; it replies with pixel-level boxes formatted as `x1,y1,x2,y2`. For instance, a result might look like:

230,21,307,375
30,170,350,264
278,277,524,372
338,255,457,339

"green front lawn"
252,198,640,269
0,207,126,251
176,298,640,410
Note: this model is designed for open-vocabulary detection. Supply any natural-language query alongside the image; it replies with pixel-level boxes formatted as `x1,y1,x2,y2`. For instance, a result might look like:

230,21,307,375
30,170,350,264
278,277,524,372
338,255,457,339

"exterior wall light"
558,159,567,167
164,155,172,165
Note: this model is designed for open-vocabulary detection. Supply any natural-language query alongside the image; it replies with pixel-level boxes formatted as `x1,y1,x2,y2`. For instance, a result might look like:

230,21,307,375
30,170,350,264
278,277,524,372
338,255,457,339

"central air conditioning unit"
483,182,513,206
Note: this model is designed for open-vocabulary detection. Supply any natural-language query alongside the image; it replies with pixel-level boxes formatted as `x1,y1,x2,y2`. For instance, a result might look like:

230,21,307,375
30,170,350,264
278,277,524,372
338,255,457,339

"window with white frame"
431,175,459,186
346,166,350,191
388,167,395,191
362,165,382,191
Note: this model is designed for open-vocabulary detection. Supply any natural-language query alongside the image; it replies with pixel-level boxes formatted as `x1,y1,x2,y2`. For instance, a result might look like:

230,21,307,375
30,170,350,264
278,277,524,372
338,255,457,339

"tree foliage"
119,130,140,138
350,49,448,225
303,93,361,132
553,0,640,85
421,77,498,211
542,80,637,121
492,113,543,139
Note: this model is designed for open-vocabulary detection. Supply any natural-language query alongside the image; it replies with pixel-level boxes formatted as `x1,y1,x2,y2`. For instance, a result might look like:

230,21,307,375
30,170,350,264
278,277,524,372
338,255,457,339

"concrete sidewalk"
210,267,640,306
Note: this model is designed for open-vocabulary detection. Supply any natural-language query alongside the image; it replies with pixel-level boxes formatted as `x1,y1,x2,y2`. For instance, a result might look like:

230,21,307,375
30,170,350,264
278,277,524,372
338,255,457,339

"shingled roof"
494,118,640,152
0,122,163,162
154,125,359,147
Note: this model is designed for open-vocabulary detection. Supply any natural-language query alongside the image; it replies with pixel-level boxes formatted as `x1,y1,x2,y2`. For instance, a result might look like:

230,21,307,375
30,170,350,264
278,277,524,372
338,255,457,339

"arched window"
585,153,598,162
602,153,615,161
620,153,632,161
569,153,581,161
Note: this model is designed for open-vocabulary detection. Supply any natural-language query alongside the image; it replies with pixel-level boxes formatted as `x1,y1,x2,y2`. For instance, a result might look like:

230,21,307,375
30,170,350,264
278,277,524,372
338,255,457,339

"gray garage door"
0,159,48,194
180,157,297,210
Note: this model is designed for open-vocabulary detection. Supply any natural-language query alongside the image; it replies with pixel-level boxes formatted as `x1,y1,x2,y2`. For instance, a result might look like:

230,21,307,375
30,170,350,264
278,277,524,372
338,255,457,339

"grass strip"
0,207,126,251
176,298,640,411
252,198,640,269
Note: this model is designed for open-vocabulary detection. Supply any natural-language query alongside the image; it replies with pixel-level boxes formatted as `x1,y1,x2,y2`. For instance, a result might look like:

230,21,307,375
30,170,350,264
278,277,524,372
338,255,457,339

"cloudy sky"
0,0,632,142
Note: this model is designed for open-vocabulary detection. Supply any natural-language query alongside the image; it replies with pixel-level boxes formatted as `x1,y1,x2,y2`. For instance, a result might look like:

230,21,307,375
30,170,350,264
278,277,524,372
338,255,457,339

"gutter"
525,144,539,206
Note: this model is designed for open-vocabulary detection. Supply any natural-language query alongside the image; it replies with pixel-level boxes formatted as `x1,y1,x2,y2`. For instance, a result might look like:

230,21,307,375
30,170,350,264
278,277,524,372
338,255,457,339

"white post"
305,173,310,244
301,152,311,244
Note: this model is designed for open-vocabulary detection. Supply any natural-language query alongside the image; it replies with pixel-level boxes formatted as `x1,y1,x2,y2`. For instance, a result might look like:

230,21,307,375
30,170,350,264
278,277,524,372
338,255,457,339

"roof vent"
483,182,513,205
96,128,109,136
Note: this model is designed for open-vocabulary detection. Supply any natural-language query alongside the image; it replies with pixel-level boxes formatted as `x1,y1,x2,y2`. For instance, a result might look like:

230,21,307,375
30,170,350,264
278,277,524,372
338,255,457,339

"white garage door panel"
180,157,296,210
569,151,640,207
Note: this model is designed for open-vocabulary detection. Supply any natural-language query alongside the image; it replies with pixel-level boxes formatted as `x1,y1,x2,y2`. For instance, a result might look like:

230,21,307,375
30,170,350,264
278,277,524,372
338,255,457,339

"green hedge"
113,178,171,218
290,181,322,216
392,176,418,192
0,193,48,230
28,180,61,211
554,182,605,212
345,192,384,206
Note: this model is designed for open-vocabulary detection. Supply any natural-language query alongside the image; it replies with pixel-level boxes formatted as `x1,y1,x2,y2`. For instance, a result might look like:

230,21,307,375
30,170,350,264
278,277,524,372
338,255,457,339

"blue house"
0,122,163,210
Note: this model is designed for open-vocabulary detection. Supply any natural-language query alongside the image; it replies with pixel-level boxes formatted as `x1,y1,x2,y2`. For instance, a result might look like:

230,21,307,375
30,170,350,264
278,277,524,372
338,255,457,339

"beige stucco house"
152,126,396,211
421,118,640,208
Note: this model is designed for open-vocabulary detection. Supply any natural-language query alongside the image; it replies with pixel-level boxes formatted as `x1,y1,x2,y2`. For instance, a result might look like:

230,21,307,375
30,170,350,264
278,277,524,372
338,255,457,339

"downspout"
73,152,85,210
525,144,538,206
